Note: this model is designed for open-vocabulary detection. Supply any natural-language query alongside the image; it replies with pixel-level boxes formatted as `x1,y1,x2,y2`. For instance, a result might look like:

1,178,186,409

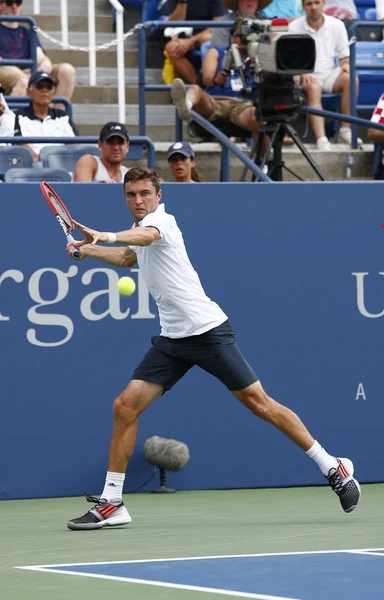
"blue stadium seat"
40,145,100,172
356,41,384,107
0,146,34,180
364,7,377,19
4,167,71,183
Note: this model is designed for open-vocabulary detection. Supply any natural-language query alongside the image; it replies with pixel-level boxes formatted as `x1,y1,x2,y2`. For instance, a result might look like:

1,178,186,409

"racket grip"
66,234,81,260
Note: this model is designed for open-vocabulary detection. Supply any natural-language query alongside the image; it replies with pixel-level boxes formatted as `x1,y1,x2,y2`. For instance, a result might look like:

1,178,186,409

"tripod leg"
240,131,265,181
285,124,327,181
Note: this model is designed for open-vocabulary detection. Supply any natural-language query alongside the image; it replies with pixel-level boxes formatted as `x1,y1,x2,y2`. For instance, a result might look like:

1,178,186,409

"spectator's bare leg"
236,106,261,135
172,79,214,120
9,71,29,96
302,81,326,140
165,40,198,83
333,72,358,129
53,63,76,109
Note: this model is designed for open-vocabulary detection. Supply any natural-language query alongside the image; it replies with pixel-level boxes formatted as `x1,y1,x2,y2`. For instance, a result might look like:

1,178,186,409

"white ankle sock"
306,440,339,476
339,127,349,134
100,471,125,504
186,99,193,110
317,136,328,143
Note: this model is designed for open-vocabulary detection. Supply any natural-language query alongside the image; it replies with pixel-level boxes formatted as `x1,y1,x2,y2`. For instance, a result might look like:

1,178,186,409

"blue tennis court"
19,548,384,600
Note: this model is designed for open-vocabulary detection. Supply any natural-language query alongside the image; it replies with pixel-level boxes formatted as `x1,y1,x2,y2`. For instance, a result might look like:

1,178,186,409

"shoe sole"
343,478,361,513
67,514,132,531
171,79,190,121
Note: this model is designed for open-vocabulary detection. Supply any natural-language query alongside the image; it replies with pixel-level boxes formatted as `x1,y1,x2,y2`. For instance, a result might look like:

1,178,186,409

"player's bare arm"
72,219,160,246
66,243,137,267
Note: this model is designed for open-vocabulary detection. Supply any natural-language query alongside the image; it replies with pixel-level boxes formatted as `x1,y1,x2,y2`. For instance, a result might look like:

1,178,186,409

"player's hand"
72,219,109,245
99,178,116,184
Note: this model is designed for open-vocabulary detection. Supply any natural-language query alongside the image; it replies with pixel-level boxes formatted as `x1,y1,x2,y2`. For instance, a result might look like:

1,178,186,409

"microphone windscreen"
143,436,190,472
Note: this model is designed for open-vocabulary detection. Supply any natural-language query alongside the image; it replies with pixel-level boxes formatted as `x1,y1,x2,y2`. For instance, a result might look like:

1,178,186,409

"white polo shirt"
288,14,349,79
129,204,227,339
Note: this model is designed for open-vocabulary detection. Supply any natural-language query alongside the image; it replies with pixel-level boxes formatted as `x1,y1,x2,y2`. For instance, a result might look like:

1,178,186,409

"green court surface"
1,484,383,600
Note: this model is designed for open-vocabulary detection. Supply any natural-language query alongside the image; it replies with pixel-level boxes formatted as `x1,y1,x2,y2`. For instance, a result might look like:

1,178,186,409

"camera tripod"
240,119,327,182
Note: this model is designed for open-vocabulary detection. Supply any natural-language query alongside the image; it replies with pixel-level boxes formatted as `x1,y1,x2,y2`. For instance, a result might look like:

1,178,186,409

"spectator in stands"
323,0,357,19
376,0,384,21
162,0,225,83
289,0,361,149
171,23,261,137
0,87,15,136
73,122,130,183
13,71,78,161
210,0,270,49
368,93,384,142
167,141,204,182
0,0,76,105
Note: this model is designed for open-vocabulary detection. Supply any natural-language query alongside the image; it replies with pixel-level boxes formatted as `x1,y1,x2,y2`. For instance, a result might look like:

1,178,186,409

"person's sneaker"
337,128,363,146
326,458,361,513
67,494,132,530
316,138,332,151
171,78,191,121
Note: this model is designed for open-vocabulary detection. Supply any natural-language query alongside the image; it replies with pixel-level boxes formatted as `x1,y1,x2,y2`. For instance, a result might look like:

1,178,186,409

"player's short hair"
124,166,160,194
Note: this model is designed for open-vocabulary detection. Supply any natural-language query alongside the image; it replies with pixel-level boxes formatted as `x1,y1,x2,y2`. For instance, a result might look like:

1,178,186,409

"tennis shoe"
171,78,191,121
326,458,361,513
67,494,132,530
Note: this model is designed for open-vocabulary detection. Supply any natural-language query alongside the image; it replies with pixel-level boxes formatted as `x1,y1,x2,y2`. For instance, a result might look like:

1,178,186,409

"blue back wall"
0,182,383,499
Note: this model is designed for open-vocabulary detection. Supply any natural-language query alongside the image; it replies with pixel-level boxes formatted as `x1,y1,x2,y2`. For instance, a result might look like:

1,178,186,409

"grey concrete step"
73,103,175,125
72,85,170,105
74,67,160,86
42,31,138,50
35,14,113,33
47,48,138,68
23,0,109,16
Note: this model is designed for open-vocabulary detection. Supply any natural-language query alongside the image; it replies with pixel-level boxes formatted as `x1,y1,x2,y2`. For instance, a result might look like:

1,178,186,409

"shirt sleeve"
210,13,234,48
335,19,349,60
0,109,16,138
212,0,225,18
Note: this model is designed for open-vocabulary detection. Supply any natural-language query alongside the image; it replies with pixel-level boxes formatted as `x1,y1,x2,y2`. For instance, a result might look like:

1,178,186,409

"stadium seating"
4,168,72,183
40,145,101,172
0,147,33,180
355,41,384,107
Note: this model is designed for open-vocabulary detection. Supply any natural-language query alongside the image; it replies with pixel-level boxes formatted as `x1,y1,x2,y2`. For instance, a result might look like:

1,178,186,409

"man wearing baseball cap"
73,122,131,183
13,71,78,161
167,141,204,182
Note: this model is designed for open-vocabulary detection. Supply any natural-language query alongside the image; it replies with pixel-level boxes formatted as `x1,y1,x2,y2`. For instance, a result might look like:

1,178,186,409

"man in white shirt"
289,0,360,149
65,166,361,531
13,71,78,161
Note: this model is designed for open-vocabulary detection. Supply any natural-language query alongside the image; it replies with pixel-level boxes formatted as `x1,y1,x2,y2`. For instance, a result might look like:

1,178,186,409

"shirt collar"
134,203,164,227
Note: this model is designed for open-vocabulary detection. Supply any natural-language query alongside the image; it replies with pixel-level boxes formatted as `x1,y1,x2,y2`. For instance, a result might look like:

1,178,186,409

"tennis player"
66,166,360,530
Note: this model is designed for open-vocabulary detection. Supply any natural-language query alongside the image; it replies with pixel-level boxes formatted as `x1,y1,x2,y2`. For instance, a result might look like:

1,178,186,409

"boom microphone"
143,436,190,493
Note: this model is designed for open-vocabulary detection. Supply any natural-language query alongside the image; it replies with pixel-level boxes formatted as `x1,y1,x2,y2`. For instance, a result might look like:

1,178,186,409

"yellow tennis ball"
117,276,136,296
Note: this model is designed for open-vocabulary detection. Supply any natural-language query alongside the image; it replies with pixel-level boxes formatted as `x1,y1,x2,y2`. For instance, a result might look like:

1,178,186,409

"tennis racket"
40,181,80,260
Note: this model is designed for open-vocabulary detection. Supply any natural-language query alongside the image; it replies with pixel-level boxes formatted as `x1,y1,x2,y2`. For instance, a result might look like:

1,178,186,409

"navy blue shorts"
131,320,258,392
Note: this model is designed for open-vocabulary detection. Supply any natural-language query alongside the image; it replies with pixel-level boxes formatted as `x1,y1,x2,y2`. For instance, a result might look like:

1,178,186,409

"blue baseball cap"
167,142,195,161
28,71,56,87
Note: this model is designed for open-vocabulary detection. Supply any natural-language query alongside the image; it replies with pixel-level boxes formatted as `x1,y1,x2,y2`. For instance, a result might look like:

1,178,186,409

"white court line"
347,550,384,557
14,567,303,600
15,547,384,569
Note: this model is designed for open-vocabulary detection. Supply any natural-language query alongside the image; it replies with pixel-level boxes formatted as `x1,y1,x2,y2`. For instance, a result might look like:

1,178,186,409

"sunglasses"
33,82,54,91
2,0,23,6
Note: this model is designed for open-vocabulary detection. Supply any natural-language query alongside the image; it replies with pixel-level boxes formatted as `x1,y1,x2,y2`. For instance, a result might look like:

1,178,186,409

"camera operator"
171,24,262,136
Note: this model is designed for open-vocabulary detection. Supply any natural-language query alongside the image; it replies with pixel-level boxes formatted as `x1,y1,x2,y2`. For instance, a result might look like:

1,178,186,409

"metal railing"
349,20,384,148
0,136,156,169
0,16,38,73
